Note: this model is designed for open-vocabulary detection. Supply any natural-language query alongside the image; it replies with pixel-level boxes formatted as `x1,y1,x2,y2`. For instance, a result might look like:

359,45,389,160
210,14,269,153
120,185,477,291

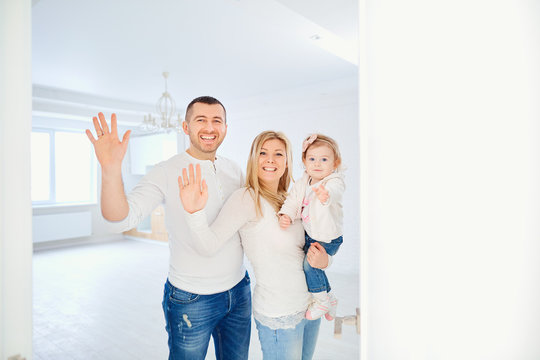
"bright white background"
360,0,540,359
4,0,540,358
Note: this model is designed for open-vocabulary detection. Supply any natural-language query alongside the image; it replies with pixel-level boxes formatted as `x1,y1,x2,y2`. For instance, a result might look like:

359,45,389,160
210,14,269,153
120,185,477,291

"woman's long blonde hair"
245,131,294,216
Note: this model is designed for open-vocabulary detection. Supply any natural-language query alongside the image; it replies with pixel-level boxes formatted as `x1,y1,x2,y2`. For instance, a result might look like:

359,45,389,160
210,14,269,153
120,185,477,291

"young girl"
278,133,345,321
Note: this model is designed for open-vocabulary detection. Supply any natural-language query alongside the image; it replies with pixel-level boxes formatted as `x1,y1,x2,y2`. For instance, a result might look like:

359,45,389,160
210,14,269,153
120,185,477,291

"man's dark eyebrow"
193,115,223,120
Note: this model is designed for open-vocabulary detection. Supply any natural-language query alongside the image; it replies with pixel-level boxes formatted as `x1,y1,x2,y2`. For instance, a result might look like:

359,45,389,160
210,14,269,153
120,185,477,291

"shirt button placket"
214,164,225,201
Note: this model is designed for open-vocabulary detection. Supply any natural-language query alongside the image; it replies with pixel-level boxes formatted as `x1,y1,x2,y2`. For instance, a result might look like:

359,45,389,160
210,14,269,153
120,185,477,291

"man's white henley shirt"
105,151,245,295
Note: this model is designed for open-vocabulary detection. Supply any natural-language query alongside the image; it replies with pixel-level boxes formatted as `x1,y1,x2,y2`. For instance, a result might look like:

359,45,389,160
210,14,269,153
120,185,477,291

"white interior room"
2,0,540,359
10,0,360,359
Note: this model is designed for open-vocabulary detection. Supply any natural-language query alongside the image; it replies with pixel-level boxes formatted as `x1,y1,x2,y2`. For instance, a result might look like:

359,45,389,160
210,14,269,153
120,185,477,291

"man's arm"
86,112,131,221
100,166,129,221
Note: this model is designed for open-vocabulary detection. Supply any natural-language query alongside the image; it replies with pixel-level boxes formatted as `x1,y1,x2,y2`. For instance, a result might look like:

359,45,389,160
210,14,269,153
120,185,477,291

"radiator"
32,211,92,242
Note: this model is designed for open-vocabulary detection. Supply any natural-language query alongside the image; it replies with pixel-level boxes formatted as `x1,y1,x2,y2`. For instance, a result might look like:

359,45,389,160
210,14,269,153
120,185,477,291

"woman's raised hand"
178,163,208,214
85,113,131,170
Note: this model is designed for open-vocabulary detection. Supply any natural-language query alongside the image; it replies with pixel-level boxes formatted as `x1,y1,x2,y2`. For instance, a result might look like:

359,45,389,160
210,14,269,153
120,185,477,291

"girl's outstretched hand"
178,163,208,214
313,183,329,204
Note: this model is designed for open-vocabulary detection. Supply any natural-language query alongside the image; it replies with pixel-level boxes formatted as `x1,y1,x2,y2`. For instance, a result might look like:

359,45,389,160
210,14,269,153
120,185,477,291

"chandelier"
139,71,183,133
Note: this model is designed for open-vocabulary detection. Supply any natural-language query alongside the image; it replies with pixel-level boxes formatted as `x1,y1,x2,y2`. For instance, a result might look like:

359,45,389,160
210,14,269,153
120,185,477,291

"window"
31,129,97,205
129,133,178,175
31,131,51,202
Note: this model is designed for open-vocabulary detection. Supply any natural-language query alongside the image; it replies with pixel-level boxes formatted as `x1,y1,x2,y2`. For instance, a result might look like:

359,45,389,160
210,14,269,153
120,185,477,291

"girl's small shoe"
324,293,338,321
305,296,330,320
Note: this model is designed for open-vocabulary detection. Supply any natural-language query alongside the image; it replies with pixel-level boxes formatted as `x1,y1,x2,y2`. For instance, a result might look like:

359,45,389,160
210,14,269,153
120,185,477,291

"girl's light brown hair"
302,133,342,171
245,131,294,216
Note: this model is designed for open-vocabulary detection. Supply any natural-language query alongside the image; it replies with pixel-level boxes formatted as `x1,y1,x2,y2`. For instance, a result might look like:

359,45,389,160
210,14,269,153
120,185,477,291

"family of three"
86,96,345,360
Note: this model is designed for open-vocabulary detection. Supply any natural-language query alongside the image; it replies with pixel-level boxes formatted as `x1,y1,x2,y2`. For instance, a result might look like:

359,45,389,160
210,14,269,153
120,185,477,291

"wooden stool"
334,307,360,338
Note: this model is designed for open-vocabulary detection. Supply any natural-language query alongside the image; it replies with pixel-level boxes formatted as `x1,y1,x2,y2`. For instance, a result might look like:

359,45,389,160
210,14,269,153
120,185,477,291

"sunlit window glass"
55,131,96,203
31,131,51,202
129,133,177,175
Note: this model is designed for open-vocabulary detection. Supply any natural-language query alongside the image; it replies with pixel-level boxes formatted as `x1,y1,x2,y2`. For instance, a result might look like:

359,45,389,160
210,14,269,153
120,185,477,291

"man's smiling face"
183,102,227,160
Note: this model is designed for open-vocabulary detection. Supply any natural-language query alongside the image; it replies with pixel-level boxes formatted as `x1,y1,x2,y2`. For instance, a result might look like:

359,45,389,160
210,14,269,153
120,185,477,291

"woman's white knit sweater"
185,188,311,329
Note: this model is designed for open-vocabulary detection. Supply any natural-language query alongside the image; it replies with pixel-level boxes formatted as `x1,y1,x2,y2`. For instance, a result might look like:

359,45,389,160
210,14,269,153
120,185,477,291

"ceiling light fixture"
139,71,183,133
309,31,358,66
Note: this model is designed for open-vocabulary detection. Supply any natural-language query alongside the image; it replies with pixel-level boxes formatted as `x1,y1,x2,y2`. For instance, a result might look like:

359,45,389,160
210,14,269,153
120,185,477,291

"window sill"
33,202,97,209
32,202,98,215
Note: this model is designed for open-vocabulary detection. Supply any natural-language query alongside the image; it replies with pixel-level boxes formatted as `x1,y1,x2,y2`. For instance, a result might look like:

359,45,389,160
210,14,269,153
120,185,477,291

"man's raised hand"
85,112,131,170
178,163,208,214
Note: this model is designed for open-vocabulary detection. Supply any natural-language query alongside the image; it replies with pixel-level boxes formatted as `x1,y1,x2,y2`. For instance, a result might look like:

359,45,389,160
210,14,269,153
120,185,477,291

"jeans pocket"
169,287,200,304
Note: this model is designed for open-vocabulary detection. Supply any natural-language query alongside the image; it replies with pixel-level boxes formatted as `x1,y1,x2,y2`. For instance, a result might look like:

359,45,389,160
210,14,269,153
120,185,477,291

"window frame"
31,127,97,207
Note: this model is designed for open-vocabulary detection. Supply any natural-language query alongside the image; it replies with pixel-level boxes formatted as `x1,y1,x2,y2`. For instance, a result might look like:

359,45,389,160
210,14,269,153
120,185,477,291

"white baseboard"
124,235,169,246
32,234,125,252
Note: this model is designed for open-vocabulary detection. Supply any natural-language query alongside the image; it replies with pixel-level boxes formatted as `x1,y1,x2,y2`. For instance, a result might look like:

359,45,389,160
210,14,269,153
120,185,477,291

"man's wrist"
101,165,123,180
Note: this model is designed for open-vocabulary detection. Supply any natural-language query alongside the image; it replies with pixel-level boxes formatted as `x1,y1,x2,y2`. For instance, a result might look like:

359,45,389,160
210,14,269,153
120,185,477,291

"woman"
178,131,329,359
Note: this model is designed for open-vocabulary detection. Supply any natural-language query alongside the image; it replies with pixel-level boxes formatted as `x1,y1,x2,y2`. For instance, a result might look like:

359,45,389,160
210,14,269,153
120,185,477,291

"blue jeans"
255,318,321,360
303,233,343,293
162,273,252,360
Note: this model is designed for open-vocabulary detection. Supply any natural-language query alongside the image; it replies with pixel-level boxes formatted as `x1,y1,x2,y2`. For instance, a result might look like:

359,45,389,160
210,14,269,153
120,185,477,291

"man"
86,96,251,359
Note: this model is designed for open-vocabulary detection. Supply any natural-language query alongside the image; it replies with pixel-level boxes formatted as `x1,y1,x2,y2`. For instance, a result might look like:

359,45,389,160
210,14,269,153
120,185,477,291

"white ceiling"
32,0,358,111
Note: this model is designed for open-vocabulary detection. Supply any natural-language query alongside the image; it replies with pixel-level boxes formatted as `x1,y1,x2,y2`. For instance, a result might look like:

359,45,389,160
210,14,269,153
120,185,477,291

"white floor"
33,238,359,359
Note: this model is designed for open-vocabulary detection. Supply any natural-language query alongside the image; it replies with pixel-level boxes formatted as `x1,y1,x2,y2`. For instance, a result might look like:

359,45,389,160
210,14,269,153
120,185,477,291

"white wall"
220,75,359,275
360,0,540,358
0,0,33,358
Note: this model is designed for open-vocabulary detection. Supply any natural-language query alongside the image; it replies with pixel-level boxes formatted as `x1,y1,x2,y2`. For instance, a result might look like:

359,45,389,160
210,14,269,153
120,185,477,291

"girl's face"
303,144,336,183
257,139,287,190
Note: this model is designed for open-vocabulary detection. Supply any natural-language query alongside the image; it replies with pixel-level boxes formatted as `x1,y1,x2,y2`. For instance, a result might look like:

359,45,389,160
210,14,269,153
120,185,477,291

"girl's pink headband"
302,134,317,152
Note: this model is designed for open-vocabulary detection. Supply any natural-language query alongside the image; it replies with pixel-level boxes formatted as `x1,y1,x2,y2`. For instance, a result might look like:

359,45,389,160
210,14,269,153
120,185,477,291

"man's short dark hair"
185,96,226,122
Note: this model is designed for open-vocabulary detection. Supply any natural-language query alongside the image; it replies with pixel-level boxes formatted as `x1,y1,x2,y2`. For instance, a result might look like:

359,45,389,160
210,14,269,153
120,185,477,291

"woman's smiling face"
257,139,287,190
